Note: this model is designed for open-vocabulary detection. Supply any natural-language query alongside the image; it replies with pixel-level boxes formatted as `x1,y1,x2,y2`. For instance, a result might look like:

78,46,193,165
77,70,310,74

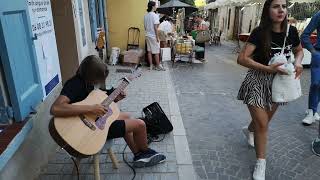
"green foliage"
290,2,320,20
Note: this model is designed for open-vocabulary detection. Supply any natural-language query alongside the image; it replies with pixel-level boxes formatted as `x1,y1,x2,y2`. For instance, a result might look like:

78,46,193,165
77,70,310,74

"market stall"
157,2,200,66
171,8,196,66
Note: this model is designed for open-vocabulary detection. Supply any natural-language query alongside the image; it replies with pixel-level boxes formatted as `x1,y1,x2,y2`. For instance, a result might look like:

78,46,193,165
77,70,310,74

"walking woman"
194,16,209,61
237,0,303,179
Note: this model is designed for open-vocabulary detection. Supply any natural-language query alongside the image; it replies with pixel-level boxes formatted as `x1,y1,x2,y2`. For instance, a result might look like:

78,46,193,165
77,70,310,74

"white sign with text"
27,0,61,98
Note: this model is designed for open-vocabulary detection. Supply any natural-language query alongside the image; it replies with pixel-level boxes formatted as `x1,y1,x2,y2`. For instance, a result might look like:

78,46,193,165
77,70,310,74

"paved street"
37,42,320,180
170,42,320,180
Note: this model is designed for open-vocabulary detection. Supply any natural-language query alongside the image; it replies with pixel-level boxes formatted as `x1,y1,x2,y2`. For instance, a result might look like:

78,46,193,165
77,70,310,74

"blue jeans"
309,52,320,113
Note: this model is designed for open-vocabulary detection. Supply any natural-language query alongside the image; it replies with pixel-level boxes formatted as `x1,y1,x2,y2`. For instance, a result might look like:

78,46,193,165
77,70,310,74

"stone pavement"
36,64,197,180
170,42,320,180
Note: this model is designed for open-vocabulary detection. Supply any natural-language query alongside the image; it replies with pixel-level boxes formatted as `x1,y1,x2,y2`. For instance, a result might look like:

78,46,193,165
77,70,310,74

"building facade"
208,3,262,40
107,0,149,51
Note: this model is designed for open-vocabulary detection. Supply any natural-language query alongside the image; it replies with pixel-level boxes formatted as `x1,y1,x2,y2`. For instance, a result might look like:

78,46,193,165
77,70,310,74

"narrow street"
170,42,320,180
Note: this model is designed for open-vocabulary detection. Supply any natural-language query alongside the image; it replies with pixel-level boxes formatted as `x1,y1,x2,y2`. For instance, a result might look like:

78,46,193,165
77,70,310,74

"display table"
171,37,195,67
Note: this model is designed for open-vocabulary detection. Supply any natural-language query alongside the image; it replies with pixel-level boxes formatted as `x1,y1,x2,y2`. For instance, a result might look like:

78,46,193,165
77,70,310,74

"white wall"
218,6,235,40
241,5,259,34
216,4,262,40
72,0,98,64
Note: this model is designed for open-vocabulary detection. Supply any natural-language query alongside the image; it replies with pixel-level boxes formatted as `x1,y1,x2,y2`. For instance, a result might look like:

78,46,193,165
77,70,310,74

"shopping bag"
195,30,210,43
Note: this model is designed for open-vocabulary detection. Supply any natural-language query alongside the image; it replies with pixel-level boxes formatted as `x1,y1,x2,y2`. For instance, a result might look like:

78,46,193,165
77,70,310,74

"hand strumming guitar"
89,104,108,116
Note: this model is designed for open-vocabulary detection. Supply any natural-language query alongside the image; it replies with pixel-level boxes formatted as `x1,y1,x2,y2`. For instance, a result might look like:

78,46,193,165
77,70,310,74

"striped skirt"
237,69,284,110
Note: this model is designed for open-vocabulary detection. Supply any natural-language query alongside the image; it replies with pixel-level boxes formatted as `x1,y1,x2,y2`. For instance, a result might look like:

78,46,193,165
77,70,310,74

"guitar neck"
102,78,129,106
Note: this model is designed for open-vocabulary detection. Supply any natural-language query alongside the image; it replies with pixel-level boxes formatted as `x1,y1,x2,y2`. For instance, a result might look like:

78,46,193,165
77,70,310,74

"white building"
205,0,264,40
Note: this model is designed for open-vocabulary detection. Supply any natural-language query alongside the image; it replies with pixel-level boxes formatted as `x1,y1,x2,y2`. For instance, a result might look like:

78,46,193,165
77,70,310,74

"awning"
291,0,318,3
205,0,318,10
204,0,263,10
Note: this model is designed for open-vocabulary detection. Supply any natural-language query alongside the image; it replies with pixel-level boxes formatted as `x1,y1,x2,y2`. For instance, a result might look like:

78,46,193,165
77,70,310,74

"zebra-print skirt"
237,69,285,110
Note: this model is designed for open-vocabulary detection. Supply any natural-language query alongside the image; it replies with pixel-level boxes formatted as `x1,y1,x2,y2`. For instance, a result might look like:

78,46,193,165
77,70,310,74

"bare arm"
293,44,304,79
237,43,286,74
293,44,304,65
50,95,106,117
237,43,272,72
154,24,159,42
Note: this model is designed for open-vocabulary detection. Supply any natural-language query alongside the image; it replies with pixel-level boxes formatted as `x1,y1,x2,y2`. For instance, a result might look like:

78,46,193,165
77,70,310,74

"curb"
164,63,197,180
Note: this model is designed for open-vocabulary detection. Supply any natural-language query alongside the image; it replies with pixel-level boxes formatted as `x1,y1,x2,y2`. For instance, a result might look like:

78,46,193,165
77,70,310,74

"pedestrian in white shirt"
158,16,173,47
144,1,165,71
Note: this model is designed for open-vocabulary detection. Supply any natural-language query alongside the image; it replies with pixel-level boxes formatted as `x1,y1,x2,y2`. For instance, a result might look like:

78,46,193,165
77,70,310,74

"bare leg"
248,105,273,159
248,104,278,132
147,52,153,68
118,112,131,120
154,53,160,66
267,104,279,122
123,118,148,154
124,132,138,153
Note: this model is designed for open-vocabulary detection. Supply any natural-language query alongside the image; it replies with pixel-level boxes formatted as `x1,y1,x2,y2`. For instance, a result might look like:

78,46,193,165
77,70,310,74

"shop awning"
204,0,263,10
205,0,318,10
291,0,318,3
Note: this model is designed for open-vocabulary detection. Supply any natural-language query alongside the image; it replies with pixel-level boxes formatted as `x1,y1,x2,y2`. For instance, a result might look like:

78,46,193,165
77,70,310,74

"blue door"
0,0,43,122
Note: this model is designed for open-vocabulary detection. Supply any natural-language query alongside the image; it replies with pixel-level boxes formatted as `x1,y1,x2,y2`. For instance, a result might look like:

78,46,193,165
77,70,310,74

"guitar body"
49,90,120,157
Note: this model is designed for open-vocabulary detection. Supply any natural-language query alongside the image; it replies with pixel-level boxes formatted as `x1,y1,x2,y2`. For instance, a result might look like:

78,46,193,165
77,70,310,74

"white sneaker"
253,159,266,180
149,65,153,71
314,112,320,121
242,127,255,148
154,66,166,71
302,109,315,126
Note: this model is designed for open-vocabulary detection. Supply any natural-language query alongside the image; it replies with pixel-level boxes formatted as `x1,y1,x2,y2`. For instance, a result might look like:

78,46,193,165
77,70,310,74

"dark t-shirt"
247,26,300,65
61,75,113,104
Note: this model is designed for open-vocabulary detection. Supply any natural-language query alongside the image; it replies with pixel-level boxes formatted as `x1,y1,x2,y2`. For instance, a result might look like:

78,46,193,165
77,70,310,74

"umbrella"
157,0,198,15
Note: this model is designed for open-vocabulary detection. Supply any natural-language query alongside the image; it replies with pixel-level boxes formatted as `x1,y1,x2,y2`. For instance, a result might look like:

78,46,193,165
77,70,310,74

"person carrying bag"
269,24,302,103
236,1,304,179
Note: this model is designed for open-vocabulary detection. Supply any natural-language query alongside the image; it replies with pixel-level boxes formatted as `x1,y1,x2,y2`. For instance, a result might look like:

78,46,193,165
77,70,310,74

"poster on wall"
27,0,61,99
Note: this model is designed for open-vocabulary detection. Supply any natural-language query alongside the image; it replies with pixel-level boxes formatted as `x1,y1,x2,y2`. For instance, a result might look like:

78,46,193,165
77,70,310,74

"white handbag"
269,25,302,103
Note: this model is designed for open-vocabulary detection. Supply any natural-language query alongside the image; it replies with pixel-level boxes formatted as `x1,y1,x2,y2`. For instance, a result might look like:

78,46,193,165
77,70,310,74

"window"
95,0,101,28
89,0,105,42
88,0,98,42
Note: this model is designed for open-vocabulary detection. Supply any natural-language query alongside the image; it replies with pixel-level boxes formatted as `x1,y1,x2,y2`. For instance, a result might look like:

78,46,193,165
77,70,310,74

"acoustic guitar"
49,67,142,157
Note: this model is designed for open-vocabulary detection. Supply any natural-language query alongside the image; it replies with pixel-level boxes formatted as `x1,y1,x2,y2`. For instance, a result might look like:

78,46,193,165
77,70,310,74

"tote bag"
195,30,211,43
269,25,302,103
